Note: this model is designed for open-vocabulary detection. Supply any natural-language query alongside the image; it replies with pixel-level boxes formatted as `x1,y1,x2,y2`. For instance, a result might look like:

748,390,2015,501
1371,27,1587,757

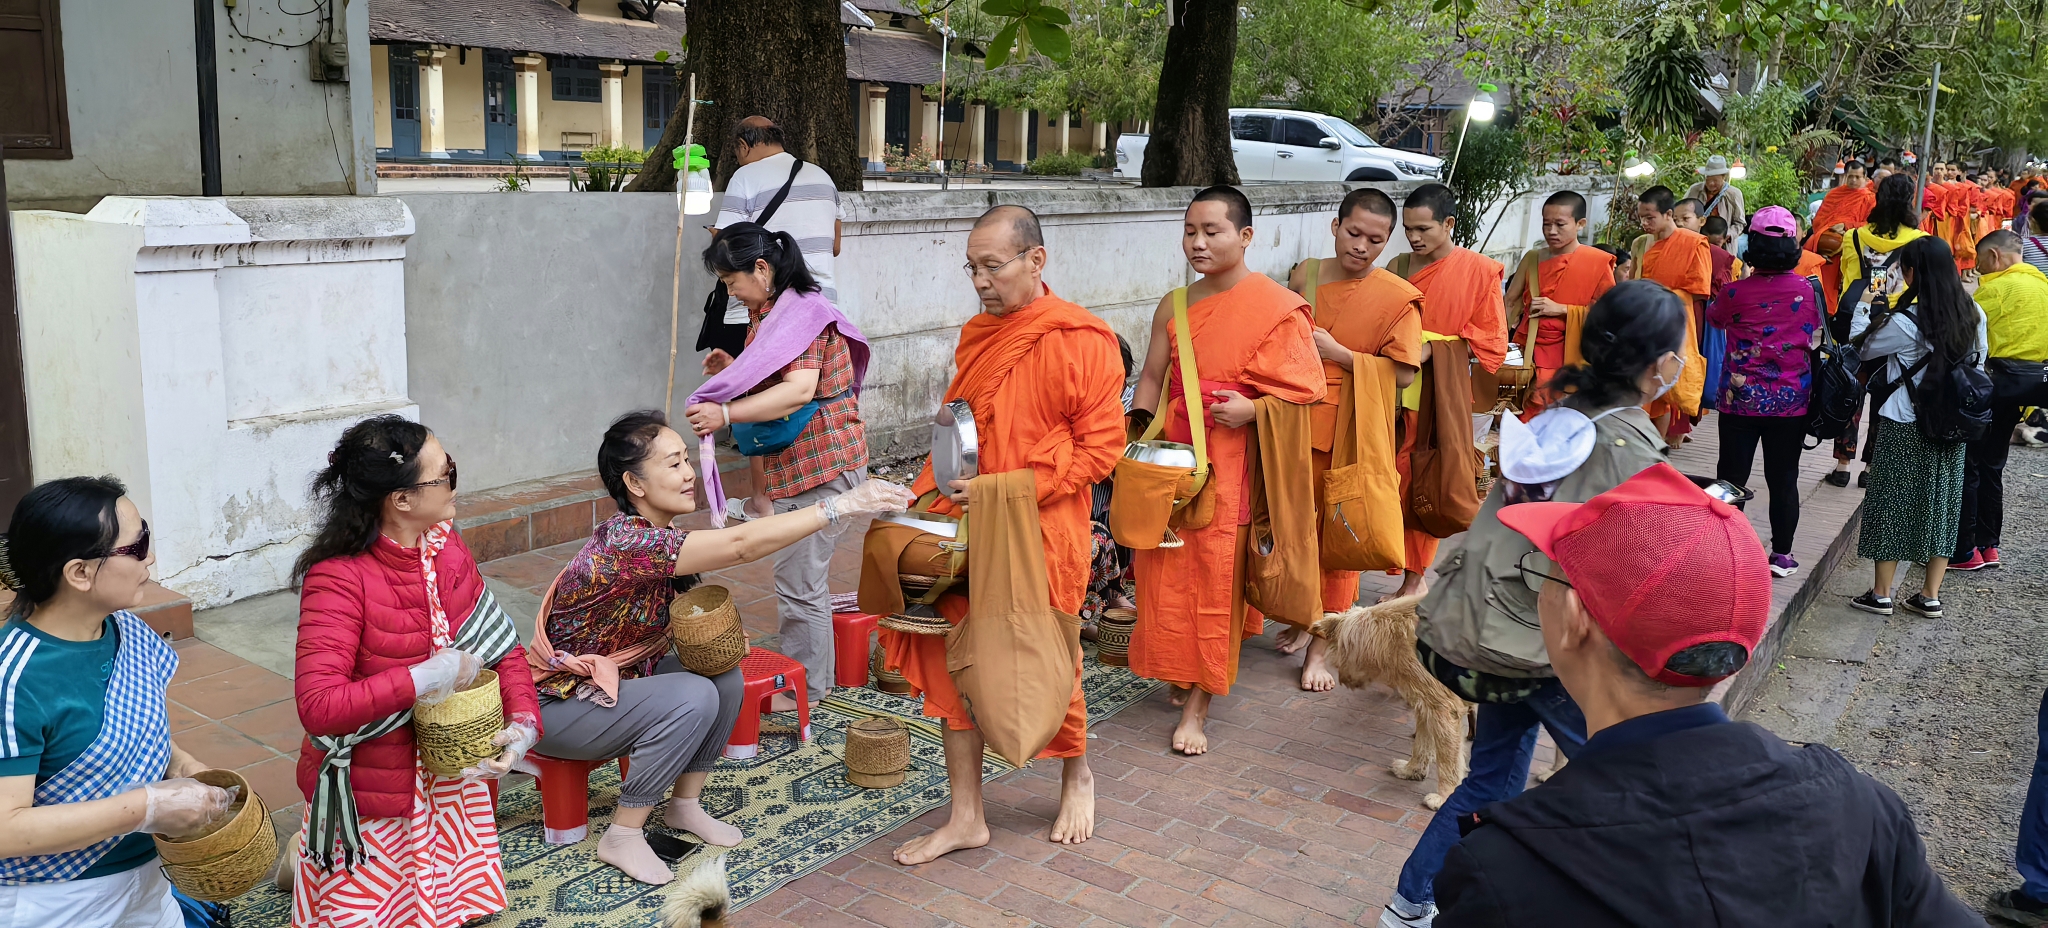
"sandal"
723,497,757,523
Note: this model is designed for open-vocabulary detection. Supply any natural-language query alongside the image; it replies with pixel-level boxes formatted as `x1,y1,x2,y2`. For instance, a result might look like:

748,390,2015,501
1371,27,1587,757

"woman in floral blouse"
527,410,910,885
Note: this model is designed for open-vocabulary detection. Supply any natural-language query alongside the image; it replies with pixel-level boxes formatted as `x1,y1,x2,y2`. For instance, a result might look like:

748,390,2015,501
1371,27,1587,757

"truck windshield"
1322,119,1377,148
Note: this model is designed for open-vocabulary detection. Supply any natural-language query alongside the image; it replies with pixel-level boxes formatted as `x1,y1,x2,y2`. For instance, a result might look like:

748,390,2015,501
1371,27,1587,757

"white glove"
461,713,539,781
818,478,916,523
136,778,237,838
410,648,484,706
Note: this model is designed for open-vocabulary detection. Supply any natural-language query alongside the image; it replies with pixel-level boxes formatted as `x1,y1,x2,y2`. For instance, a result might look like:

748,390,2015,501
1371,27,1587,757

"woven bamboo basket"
415,669,504,777
1094,608,1137,666
844,717,910,789
670,585,749,676
154,769,279,902
870,648,913,694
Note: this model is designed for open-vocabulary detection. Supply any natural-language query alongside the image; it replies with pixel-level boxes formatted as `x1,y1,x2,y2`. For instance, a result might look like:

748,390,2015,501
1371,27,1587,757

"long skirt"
291,767,506,928
1858,417,1966,564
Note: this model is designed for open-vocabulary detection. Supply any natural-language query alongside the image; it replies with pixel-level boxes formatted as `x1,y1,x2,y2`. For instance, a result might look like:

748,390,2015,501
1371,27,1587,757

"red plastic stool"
530,753,631,845
833,612,883,688
725,650,811,759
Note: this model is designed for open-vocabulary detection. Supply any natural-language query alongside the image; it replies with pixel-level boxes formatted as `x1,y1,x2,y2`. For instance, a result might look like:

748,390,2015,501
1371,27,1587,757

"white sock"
596,824,674,885
665,797,744,847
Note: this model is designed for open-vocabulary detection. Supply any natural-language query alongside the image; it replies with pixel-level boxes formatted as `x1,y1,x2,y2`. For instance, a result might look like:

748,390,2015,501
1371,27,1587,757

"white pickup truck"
1114,107,1442,183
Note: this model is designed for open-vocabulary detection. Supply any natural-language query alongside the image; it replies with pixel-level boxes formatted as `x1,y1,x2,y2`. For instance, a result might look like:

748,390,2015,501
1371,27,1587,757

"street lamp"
1623,153,1655,179
1445,83,1498,182
1728,159,1747,181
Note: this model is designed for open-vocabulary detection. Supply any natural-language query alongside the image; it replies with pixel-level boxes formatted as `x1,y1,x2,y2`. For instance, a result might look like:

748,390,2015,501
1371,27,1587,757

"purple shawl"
688,288,869,525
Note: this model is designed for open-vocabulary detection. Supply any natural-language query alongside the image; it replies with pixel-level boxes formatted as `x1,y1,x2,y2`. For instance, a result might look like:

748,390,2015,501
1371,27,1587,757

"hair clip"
390,452,405,464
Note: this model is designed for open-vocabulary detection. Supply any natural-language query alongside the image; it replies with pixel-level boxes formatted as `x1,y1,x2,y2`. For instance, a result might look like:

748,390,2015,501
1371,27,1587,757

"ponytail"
293,415,430,584
702,221,821,298
1543,280,1687,409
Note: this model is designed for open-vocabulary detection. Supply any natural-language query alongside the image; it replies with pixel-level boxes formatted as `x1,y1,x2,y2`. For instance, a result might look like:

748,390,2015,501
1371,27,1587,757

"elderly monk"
1282,186,1422,691
1632,185,1710,438
1127,185,1325,755
1506,190,1614,420
885,205,1124,864
1385,183,1507,600
1807,159,1876,318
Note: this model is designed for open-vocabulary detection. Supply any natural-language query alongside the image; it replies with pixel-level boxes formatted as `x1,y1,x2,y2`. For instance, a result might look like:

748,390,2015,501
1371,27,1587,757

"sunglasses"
409,456,458,493
104,519,151,561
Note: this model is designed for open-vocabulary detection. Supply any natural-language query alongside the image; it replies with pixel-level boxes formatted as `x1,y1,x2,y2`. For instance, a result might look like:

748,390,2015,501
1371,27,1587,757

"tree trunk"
1140,0,1240,188
626,0,860,192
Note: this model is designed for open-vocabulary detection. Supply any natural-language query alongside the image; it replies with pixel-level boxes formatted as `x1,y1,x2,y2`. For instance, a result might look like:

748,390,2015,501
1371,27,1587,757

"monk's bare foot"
1378,572,1429,603
744,495,774,520
769,693,801,713
1171,689,1212,755
892,817,989,865
1273,625,1310,656
1169,685,1191,708
1300,636,1337,693
1048,756,1095,845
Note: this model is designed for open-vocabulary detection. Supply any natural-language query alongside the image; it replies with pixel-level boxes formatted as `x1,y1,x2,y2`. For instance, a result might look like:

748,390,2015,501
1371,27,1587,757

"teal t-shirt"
0,615,160,877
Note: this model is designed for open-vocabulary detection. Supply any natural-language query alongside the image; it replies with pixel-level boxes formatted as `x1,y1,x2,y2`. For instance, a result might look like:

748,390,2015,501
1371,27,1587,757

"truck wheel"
1346,167,1398,181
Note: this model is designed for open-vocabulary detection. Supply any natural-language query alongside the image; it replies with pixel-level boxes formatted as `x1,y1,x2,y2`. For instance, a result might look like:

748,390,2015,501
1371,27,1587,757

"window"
552,57,602,102
1279,118,1329,148
644,67,676,129
1230,115,1273,143
1324,118,1378,149
0,0,69,157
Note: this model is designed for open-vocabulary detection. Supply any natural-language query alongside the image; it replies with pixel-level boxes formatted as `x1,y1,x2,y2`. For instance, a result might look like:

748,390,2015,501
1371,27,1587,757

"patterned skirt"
291,767,506,928
1857,417,1966,565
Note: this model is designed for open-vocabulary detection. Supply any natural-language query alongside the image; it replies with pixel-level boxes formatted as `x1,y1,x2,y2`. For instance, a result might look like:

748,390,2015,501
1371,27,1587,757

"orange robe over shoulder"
1637,228,1711,421
1806,185,1875,316
1309,267,1422,613
1395,248,1507,573
882,289,1125,758
1513,246,1614,418
1127,274,1324,696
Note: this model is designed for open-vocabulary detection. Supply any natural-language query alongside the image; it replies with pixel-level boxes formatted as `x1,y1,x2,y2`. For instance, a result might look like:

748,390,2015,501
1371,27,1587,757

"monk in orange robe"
1281,186,1421,691
887,205,1125,864
1506,190,1614,420
1949,174,1980,271
1127,185,1324,755
1382,183,1507,599
1632,185,1710,437
1806,160,1876,318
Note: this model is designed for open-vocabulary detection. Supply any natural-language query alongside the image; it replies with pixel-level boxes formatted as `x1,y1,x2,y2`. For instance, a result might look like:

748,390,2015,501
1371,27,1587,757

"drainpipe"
194,0,223,196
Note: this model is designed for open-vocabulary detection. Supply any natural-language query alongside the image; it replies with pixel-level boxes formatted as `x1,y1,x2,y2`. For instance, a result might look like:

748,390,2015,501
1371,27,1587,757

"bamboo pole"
666,72,699,416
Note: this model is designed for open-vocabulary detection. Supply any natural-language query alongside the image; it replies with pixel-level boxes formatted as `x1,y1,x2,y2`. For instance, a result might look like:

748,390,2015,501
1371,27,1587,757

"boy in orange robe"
1806,160,1875,318
885,206,1125,864
1281,186,1422,692
1506,190,1614,420
1633,185,1710,438
1385,183,1507,599
1126,185,1325,755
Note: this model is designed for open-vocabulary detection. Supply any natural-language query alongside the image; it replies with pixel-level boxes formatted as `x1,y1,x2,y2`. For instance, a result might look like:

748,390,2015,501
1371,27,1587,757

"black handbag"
696,157,806,357
1987,356,2048,404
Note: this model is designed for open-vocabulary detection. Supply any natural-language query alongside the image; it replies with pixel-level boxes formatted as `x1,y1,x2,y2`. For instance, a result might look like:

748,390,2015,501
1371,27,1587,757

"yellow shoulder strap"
1137,288,1209,477
1303,258,1320,312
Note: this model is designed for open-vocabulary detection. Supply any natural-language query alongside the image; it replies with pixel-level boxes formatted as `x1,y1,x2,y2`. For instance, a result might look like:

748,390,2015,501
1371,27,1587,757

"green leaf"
1025,18,1071,61
1719,0,1740,14
1035,5,1071,25
653,50,669,62
984,20,1020,69
981,0,1028,16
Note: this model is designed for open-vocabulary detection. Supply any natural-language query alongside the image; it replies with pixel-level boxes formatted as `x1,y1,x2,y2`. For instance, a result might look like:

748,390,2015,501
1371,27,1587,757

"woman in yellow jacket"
1827,173,1928,488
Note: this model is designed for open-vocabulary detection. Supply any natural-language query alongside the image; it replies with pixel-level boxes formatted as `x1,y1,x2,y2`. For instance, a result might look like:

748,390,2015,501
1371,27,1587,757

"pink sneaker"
1983,547,2002,569
1950,549,1987,572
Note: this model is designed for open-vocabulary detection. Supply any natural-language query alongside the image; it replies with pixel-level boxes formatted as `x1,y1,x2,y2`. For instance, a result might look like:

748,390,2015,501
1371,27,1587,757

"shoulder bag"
1109,288,1212,550
696,157,806,357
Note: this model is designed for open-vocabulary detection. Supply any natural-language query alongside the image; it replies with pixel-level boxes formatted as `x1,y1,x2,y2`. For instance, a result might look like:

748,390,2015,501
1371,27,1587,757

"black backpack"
1891,309,1993,445
1803,274,1865,445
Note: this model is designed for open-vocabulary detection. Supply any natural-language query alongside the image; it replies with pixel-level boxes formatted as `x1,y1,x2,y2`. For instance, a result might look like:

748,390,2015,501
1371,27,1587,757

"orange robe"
1396,248,1506,573
883,289,1125,758
1637,228,1711,423
1805,184,1875,317
1949,184,1979,269
1309,268,1422,614
1795,250,1827,280
1127,274,1324,695
1513,246,1614,418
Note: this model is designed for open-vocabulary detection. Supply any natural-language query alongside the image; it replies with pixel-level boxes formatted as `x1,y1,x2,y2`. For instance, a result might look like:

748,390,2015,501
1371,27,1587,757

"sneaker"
1857,471,1869,488
1901,593,1943,618
1768,553,1800,577
1950,549,1988,571
1850,591,1894,615
1823,469,1851,487
1985,547,2003,569
1378,895,1437,928
1987,889,2048,926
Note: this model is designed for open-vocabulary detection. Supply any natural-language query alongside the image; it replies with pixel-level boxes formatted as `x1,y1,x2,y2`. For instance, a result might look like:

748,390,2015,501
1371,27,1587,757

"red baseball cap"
1496,463,1771,687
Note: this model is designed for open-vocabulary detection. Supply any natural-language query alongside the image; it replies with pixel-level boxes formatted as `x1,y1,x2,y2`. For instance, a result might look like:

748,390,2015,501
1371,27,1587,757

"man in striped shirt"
711,117,843,307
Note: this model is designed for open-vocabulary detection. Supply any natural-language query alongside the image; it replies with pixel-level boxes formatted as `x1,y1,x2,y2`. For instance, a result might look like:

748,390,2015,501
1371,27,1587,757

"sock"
665,797,744,847
596,824,674,885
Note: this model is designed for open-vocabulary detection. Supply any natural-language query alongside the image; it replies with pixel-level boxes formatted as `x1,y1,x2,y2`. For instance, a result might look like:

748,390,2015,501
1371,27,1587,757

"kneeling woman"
530,410,910,885
292,416,542,928
0,477,236,927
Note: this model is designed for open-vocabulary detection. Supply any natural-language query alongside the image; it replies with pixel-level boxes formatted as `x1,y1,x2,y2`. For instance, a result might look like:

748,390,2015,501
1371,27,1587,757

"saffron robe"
1394,248,1507,572
883,289,1124,758
1636,228,1711,420
1806,184,1875,317
1127,274,1324,695
1509,245,1613,418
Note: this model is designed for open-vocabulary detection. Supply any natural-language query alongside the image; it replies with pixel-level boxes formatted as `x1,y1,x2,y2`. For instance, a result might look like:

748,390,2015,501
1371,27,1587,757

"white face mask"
1650,352,1686,400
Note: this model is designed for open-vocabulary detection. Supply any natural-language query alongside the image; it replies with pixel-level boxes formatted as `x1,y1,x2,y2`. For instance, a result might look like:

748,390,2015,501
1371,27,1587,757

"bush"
572,145,645,192
1731,150,1803,216
1026,150,1095,176
1445,124,1532,248
883,142,940,173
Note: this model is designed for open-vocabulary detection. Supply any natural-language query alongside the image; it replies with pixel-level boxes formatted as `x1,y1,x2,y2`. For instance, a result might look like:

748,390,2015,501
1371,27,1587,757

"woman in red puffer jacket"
284,415,540,928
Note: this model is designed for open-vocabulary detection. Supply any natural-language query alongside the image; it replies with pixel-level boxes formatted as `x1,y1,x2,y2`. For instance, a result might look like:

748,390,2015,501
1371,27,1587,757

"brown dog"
1311,595,1469,809
662,854,732,928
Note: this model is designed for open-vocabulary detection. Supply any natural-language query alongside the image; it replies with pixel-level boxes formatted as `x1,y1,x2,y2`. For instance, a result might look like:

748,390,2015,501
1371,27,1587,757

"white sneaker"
1379,896,1437,928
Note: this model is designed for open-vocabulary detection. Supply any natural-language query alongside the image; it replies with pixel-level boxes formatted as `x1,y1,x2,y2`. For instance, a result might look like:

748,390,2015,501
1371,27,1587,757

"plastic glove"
410,648,484,706
460,713,540,781
818,478,916,523
136,778,237,838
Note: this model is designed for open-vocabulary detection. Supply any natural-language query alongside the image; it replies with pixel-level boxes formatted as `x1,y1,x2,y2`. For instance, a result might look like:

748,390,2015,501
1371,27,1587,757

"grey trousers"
771,467,862,702
534,655,744,808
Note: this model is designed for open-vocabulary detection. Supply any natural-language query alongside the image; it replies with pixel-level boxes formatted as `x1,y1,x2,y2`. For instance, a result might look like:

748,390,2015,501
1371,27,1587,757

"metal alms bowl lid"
932,399,979,491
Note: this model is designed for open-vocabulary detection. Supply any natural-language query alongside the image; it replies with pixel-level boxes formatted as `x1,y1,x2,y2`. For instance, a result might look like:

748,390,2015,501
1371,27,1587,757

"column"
867,87,887,170
513,55,543,160
1058,111,1070,155
418,47,449,158
968,103,986,167
599,62,626,148
1092,119,1106,156
1008,108,1029,165
920,99,939,157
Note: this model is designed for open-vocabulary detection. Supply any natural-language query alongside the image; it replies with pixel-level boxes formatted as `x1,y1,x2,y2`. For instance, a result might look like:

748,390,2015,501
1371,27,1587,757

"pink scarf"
523,572,668,706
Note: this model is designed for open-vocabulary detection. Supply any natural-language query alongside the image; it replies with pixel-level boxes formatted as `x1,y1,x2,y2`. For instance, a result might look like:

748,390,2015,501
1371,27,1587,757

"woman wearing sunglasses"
0,476,237,927
285,416,541,928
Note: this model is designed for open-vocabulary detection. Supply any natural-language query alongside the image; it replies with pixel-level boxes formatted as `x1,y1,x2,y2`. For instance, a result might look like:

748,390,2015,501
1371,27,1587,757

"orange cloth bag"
1110,287,1213,550
1319,354,1404,572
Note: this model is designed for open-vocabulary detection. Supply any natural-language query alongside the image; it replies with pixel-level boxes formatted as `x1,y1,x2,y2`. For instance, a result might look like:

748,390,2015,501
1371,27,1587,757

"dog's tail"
661,854,732,928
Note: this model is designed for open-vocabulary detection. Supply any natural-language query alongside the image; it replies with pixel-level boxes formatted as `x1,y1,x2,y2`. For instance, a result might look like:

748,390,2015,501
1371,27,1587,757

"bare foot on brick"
1300,636,1336,692
1172,689,1212,755
1048,756,1095,845
893,817,989,865
1378,571,1429,603
1273,625,1311,655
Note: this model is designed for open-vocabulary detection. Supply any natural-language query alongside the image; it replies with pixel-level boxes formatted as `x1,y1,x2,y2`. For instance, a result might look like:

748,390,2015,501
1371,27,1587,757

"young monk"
1127,185,1325,755
1281,187,1422,691
1807,159,1876,318
1703,216,1739,292
1674,197,1706,233
1505,190,1614,420
886,205,1124,864
1387,183,1507,600
1632,185,1709,438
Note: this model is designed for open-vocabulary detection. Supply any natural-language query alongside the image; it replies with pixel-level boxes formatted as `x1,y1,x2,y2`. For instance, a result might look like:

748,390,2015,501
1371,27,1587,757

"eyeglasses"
409,456,458,493
1485,551,1571,631
963,249,1032,280
104,520,151,561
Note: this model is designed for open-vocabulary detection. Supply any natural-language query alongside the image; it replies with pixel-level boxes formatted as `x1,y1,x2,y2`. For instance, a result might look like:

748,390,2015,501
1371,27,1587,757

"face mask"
1650,353,1685,400
1498,404,1627,487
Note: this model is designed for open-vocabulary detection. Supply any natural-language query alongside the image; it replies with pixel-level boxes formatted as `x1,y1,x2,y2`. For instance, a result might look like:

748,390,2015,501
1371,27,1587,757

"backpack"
1803,274,1865,445
1891,308,1993,445
1835,229,1900,342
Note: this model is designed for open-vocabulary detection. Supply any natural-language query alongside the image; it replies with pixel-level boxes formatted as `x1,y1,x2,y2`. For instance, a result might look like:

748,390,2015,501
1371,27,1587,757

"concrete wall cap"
84,197,249,248
226,196,415,241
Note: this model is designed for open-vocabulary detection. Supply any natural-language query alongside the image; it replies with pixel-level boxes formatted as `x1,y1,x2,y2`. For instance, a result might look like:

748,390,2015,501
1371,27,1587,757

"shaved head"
974,204,1045,251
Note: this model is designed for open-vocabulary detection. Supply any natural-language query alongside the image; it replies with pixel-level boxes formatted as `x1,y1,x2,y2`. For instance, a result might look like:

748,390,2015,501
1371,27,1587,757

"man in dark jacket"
1433,463,1978,928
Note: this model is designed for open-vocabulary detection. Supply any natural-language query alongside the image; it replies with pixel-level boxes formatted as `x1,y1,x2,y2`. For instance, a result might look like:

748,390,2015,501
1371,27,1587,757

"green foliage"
572,146,646,192
883,142,941,172
1232,0,1438,122
944,0,1163,127
1730,150,1802,214
1446,123,1532,248
1720,83,1804,151
1598,177,1647,247
1620,19,1709,135
979,0,1073,68
1025,150,1095,175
